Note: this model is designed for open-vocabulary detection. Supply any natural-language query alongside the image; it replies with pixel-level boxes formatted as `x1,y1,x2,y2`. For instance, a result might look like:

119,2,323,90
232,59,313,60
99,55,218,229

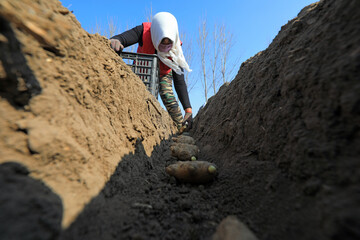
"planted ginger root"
165,161,218,184
170,143,199,161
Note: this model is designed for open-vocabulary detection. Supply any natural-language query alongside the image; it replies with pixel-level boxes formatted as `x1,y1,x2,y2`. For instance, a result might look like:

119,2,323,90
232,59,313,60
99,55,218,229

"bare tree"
145,3,153,22
219,23,234,83
90,18,102,35
107,16,118,38
180,31,196,92
198,17,209,103
210,24,220,95
90,17,117,38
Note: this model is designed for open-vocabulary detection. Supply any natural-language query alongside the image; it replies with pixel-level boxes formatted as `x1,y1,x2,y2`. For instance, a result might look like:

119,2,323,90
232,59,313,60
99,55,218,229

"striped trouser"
159,73,183,129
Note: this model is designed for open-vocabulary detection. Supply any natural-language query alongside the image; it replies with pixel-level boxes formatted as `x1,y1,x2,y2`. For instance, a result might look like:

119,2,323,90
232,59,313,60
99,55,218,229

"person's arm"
173,71,193,130
110,24,144,48
173,71,191,110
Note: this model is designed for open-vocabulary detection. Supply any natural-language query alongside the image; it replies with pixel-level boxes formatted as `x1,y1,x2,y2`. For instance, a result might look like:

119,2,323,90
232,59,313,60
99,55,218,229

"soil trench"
1,0,360,239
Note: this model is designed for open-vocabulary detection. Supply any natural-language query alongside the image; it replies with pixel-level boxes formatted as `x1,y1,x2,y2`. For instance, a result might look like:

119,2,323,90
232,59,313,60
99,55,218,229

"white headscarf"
150,12,192,75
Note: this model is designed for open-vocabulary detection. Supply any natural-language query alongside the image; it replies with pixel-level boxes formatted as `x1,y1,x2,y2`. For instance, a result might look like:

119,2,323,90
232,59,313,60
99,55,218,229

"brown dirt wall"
192,0,360,239
0,0,176,230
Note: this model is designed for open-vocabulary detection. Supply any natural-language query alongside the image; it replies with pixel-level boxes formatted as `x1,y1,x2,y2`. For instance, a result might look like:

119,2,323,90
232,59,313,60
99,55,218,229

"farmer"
109,12,193,131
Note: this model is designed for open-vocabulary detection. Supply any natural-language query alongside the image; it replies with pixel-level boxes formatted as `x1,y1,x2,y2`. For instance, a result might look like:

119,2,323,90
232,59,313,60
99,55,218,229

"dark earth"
0,0,359,239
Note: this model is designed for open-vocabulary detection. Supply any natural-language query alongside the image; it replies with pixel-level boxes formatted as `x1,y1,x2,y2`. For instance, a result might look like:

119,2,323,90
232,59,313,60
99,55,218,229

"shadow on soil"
0,16,41,108
1,137,359,240
59,138,223,240
62,135,360,240
0,162,63,240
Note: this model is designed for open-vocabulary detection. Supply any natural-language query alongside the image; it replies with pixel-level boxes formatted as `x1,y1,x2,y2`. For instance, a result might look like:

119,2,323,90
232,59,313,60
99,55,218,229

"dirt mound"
193,0,360,239
1,0,359,239
0,0,175,231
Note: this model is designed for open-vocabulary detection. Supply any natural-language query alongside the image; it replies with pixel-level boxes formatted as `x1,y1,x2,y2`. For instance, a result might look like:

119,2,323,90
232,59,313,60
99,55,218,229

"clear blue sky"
60,0,317,116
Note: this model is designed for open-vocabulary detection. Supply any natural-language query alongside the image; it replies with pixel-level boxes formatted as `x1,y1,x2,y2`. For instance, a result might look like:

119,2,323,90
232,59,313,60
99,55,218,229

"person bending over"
110,12,193,131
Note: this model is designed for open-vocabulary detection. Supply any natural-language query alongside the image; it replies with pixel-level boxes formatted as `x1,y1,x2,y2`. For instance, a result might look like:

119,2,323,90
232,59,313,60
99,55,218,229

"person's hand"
182,109,193,131
110,39,124,52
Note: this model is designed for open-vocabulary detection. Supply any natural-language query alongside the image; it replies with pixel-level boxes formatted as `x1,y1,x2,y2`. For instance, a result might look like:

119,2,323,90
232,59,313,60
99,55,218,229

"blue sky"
60,0,317,116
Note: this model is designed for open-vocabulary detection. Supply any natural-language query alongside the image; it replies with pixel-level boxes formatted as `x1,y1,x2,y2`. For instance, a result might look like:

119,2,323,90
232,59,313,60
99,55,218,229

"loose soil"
0,0,359,240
